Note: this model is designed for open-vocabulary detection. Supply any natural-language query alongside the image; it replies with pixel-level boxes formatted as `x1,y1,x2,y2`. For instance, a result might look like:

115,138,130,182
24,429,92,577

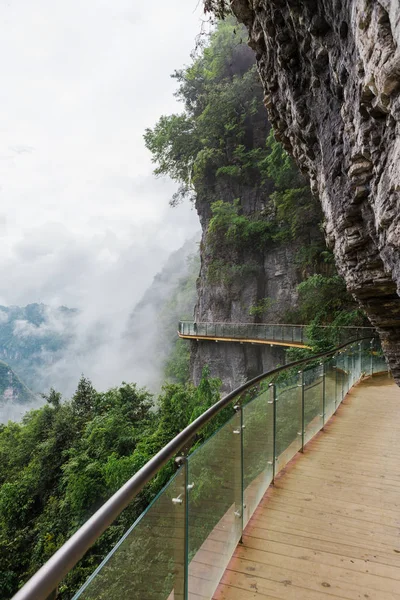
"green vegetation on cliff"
145,19,266,206
286,275,367,357
145,19,365,339
145,21,326,283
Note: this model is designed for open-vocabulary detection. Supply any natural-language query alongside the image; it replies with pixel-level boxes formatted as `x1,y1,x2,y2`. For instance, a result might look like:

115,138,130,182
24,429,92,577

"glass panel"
275,372,302,472
293,327,302,343
349,347,354,389
371,339,388,374
324,357,336,421
254,325,262,340
243,388,273,526
303,364,324,445
373,350,388,374
335,352,344,406
342,349,350,395
283,326,292,342
361,339,372,375
187,412,242,600
350,345,358,387
73,468,186,600
354,341,362,383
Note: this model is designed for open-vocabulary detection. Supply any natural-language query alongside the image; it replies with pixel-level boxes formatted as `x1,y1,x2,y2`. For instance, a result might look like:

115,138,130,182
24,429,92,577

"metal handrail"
12,337,374,600
178,320,374,329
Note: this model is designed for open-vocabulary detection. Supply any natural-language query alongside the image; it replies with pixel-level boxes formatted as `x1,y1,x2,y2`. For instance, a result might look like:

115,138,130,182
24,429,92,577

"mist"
0,0,203,416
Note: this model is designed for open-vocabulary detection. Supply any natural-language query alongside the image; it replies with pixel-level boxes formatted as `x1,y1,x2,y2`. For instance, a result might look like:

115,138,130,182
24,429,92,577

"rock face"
191,234,306,390
218,0,400,381
192,172,324,392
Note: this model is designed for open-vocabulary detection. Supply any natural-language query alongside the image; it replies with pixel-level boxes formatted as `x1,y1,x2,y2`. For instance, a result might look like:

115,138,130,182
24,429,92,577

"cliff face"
191,238,308,390
220,0,400,381
192,152,325,391
187,21,328,392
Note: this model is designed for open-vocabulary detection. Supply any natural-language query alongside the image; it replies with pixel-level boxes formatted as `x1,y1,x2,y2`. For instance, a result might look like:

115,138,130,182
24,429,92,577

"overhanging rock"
211,0,400,381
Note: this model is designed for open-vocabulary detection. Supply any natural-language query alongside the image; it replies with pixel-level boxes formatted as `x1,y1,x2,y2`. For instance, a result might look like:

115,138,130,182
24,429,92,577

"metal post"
300,370,305,452
341,352,345,400
240,405,244,541
334,353,338,410
233,403,244,543
370,338,374,375
174,456,188,600
184,459,189,600
268,383,277,483
321,362,326,429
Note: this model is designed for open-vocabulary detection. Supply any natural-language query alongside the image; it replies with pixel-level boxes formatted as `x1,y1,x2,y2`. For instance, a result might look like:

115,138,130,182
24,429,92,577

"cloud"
0,0,203,404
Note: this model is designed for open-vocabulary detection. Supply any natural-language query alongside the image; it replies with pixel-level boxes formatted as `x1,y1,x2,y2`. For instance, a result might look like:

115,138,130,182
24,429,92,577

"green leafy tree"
0,368,224,599
71,375,98,419
144,19,269,207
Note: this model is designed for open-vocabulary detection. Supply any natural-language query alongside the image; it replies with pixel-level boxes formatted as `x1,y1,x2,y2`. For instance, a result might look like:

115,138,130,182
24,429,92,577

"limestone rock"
222,0,400,383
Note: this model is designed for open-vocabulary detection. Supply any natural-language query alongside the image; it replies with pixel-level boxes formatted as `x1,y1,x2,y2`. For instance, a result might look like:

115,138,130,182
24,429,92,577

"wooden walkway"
178,333,309,349
213,374,400,600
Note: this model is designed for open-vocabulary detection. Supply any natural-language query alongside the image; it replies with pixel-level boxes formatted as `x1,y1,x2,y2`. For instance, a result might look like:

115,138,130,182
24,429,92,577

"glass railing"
13,337,388,600
178,321,375,347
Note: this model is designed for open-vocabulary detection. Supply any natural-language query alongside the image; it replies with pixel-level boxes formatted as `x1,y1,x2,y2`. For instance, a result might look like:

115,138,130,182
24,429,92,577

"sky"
0,0,201,310
0,0,204,399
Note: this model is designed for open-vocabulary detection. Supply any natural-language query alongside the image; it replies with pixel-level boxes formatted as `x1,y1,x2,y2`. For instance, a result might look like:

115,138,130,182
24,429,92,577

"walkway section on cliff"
13,338,391,600
215,373,400,600
178,321,375,349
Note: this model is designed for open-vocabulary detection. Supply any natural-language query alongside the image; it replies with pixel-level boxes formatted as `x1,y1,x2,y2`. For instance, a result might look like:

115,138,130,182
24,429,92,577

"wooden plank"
219,566,400,600
240,535,400,580
233,546,400,594
213,583,280,599
261,492,400,529
242,527,400,569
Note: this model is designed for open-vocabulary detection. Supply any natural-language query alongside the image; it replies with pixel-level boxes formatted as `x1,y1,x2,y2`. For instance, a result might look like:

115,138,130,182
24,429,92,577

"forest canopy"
0,370,225,599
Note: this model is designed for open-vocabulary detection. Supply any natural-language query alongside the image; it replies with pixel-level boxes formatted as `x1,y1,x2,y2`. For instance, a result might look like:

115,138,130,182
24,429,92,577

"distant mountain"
124,234,200,389
0,238,200,416
0,360,38,422
0,303,77,392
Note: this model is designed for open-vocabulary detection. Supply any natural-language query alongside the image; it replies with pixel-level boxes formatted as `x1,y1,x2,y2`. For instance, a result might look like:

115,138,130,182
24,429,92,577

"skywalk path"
178,321,375,349
214,373,400,600
12,332,394,600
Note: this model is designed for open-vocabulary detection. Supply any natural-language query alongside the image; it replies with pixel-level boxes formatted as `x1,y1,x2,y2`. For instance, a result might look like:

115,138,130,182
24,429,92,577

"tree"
71,375,98,419
144,19,269,206
41,387,62,409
